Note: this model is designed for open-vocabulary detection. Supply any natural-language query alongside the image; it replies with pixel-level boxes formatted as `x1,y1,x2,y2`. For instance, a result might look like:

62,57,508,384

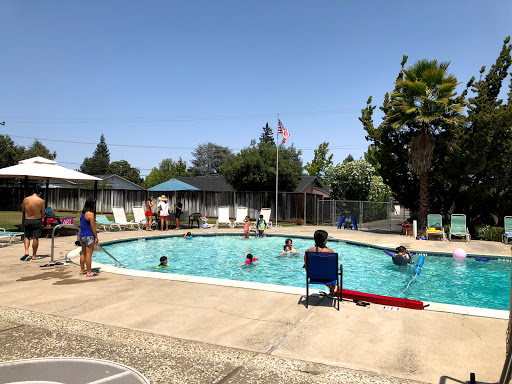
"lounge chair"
503,216,512,244
0,228,24,246
216,206,233,228
449,214,471,242
95,215,124,231
133,206,157,229
112,206,141,230
233,207,248,227
260,208,272,228
305,251,342,310
426,214,446,241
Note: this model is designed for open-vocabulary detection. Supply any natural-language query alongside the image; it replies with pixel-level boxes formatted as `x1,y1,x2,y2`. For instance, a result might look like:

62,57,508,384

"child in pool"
245,253,258,264
281,244,292,256
243,216,251,239
184,232,192,239
285,238,298,253
155,256,169,269
256,215,266,237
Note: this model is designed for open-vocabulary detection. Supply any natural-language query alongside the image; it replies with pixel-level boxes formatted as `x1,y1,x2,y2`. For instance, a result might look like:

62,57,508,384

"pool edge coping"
67,233,509,320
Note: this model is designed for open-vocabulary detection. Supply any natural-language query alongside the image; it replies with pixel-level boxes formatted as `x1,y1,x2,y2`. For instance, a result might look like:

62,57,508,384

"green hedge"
474,225,505,242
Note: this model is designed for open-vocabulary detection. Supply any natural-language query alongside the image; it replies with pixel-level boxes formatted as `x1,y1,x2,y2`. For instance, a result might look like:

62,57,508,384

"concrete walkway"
0,225,509,383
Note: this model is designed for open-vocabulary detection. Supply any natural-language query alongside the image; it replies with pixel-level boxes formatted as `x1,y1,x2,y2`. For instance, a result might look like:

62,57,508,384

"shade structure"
0,157,101,182
148,178,200,192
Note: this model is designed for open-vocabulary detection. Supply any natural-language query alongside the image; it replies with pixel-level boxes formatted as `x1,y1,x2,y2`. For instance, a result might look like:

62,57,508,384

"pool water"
97,235,511,311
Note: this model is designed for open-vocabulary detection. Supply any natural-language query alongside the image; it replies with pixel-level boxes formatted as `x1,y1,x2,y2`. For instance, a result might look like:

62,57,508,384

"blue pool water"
96,235,511,311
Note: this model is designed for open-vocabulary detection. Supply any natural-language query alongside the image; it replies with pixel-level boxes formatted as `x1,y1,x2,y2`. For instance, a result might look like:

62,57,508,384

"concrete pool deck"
0,225,509,383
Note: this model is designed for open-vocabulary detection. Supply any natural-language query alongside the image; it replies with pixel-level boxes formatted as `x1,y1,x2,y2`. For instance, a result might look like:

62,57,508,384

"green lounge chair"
95,215,124,231
426,214,446,241
449,214,470,242
0,228,24,246
503,216,512,244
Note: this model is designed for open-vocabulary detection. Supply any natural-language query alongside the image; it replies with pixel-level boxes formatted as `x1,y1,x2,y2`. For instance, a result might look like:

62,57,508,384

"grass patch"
0,210,125,232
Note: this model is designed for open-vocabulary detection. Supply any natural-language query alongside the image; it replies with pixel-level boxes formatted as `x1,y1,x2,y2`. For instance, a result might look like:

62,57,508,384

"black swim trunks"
24,218,42,239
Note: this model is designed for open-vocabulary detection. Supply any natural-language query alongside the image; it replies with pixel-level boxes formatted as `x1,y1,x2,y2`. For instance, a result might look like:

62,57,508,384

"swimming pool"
96,234,511,311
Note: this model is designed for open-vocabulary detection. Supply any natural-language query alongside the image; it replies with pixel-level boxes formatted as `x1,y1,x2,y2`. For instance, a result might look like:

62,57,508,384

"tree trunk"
419,171,429,232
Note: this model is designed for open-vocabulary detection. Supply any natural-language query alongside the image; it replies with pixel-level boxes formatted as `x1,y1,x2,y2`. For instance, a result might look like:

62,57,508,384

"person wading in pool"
304,230,338,297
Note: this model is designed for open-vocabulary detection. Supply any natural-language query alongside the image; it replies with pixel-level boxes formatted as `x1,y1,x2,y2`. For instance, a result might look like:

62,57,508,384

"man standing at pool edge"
21,185,45,260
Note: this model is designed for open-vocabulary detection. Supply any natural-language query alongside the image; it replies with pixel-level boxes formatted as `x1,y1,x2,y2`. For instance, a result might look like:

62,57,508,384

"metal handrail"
51,224,80,262
50,224,122,265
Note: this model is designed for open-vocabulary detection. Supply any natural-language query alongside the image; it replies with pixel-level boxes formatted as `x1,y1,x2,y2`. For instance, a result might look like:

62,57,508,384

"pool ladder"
50,224,121,265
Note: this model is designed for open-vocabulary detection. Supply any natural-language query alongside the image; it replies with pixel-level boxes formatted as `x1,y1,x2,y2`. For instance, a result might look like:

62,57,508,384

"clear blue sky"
1,1,511,178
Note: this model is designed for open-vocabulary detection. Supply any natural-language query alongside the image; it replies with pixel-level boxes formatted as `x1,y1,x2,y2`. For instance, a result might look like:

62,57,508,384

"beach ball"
452,248,467,261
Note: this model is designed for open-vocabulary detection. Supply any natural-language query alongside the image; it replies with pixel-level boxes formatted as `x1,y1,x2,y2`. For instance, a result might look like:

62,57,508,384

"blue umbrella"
148,178,200,192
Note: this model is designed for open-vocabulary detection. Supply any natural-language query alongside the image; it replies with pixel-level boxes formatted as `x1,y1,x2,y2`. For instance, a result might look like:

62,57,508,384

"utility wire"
2,108,361,123
9,134,366,151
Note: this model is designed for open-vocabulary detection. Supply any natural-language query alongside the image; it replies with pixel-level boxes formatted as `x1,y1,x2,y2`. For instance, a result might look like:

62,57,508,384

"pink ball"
453,248,467,261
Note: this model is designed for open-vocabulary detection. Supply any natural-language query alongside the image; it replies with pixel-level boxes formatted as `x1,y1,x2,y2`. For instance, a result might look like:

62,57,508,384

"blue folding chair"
305,251,343,310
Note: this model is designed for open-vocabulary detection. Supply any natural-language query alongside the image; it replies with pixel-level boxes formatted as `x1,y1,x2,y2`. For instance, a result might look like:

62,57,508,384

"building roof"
294,175,328,193
176,176,234,192
93,174,146,191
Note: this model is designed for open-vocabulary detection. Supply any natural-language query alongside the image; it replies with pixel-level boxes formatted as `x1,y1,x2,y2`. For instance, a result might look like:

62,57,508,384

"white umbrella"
0,157,102,223
0,156,101,181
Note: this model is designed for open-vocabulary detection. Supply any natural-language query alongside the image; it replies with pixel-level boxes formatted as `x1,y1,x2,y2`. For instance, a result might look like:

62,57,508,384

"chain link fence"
316,199,407,233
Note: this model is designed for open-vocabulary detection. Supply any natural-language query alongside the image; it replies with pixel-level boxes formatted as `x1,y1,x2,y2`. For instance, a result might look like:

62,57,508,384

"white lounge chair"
233,207,248,227
112,206,141,230
133,205,157,230
260,208,272,228
0,228,23,246
216,206,233,228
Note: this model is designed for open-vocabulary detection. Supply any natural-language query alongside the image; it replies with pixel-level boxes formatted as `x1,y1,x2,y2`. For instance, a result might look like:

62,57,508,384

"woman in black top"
175,197,183,230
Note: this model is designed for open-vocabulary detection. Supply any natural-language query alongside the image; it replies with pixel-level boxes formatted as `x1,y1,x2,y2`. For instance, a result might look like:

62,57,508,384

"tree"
22,140,56,160
259,123,275,146
80,134,110,175
438,36,512,226
304,142,333,183
385,58,463,229
221,141,303,191
343,154,355,163
107,160,143,185
144,157,189,189
189,142,232,176
325,159,390,201
0,134,25,169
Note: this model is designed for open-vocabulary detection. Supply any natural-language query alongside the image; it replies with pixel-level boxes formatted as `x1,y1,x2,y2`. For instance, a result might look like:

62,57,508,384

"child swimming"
281,244,292,256
184,232,192,239
155,256,169,269
245,253,258,264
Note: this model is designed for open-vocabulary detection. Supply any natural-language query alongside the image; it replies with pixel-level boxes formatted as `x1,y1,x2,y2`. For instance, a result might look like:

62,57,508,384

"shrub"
474,225,504,242
293,218,304,226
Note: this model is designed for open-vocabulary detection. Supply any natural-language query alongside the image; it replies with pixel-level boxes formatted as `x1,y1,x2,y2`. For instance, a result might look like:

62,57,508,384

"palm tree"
387,59,464,230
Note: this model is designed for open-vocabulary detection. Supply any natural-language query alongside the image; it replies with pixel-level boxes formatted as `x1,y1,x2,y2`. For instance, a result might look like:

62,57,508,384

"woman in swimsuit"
145,196,156,231
304,230,337,296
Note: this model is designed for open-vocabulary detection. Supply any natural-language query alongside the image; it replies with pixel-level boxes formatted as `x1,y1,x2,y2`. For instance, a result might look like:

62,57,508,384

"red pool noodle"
340,289,425,310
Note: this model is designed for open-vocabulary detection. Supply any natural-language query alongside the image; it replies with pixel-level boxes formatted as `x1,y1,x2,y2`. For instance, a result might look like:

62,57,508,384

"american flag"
277,118,290,144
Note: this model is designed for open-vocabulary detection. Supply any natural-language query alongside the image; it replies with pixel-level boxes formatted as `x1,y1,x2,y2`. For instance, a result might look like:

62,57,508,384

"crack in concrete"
214,365,243,384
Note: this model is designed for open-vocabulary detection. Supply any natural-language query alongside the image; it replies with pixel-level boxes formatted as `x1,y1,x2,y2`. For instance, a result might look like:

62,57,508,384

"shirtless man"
21,185,45,260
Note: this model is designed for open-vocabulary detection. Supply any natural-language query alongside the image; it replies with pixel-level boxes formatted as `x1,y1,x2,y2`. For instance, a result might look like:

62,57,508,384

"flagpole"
276,113,279,228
